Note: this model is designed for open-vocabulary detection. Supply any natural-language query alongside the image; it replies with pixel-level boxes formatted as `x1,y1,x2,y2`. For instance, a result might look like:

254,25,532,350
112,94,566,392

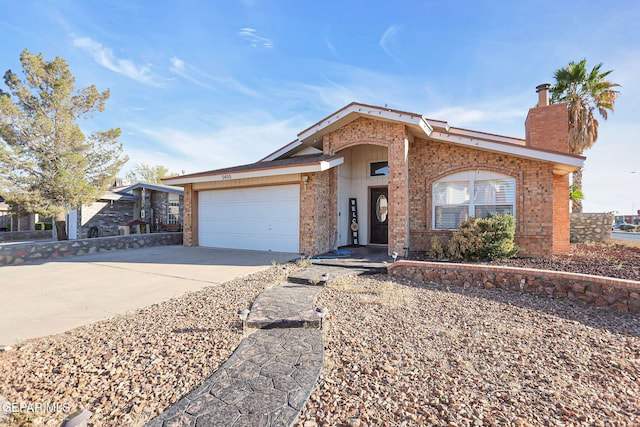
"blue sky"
1,0,639,214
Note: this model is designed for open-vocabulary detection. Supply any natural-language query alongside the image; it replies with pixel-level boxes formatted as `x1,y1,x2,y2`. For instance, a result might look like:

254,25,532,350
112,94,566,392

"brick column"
388,133,410,256
299,170,336,256
182,184,197,247
552,174,570,254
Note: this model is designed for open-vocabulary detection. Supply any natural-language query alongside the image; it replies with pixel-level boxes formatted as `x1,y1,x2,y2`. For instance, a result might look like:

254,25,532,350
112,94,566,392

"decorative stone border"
0,233,183,266
388,260,640,313
0,230,53,242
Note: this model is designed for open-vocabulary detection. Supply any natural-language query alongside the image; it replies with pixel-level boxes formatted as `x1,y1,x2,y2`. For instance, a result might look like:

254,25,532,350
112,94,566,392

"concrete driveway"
0,246,298,345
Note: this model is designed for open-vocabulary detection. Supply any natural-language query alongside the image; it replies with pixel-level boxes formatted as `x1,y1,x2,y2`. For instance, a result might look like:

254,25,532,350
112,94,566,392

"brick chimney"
525,83,569,153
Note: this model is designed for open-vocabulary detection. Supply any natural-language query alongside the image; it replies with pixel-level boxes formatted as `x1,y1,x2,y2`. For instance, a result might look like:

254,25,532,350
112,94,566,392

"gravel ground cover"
0,266,288,427
1,243,638,426
298,275,640,427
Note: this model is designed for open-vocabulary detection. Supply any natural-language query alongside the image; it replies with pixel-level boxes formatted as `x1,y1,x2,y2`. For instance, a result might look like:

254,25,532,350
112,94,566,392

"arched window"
433,171,516,230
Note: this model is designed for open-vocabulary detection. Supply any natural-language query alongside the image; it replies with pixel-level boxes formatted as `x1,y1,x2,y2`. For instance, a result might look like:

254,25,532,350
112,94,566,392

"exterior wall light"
316,307,329,329
302,175,309,190
237,309,250,333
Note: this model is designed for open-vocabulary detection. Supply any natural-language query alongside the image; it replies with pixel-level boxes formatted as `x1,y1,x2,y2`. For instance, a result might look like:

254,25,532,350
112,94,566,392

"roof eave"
428,131,584,175
163,156,345,185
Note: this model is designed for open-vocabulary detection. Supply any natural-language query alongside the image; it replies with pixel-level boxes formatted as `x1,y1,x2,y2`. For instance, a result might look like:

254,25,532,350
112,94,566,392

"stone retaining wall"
570,212,614,243
388,260,640,313
0,233,183,266
0,230,53,242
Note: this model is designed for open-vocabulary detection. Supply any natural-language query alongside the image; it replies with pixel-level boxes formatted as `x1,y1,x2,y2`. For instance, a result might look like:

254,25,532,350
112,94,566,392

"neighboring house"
68,189,138,239
67,183,184,239
164,85,584,257
121,183,184,231
0,195,49,232
0,196,10,231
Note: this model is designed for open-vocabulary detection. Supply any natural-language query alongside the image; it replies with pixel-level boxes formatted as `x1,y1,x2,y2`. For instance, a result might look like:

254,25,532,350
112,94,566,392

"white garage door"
198,184,300,252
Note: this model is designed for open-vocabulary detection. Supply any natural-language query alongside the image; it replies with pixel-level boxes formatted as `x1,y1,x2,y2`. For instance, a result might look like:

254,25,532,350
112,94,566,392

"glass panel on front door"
370,187,388,244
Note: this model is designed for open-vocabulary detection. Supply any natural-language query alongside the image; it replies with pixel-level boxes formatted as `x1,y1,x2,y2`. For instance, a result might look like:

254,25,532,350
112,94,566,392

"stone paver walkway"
147,248,392,427
145,327,322,427
146,281,324,427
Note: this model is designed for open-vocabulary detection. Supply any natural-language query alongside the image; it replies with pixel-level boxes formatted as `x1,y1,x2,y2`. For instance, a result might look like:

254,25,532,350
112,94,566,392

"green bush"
448,214,519,262
35,221,53,230
476,214,519,261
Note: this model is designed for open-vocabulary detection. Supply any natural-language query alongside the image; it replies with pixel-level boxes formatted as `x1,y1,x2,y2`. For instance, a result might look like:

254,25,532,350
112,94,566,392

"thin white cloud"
380,24,402,64
72,35,162,86
325,35,337,56
169,56,257,96
238,27,273,48
127,116,300,174
425,106,526,127
169,57,213,89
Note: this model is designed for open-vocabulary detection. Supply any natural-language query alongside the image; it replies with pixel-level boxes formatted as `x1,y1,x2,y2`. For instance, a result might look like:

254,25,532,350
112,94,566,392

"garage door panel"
198,185,300,252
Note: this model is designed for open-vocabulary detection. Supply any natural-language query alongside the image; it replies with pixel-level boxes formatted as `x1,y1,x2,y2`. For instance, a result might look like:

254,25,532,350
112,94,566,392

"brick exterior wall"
183,184,195,247
323,118,409,255
178,104,572,258
407,138,563,257
299,170,337,255
525,103,569,153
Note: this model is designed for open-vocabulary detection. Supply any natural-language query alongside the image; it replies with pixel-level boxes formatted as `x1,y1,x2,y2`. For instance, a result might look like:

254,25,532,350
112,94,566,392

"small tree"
0,49,127,240
125,163,177,184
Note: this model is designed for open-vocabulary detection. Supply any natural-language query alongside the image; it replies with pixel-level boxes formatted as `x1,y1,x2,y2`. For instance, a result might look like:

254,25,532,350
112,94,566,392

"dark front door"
370,187,388,244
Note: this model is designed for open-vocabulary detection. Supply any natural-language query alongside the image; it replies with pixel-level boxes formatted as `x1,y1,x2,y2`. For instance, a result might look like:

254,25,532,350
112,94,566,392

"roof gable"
120,182,184,195
261,102,583,175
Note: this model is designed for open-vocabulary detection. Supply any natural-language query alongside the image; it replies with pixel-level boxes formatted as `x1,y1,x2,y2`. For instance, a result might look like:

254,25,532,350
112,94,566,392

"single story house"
0,195,51,232
67,183,184,239
164,85,584,257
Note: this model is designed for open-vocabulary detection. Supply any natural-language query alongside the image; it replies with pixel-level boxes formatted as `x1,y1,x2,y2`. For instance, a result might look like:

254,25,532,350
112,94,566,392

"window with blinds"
433,172,515,230
167,193,180,225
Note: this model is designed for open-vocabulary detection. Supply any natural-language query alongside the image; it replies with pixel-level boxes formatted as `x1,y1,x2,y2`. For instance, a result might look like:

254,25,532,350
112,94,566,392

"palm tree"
550,59,620,212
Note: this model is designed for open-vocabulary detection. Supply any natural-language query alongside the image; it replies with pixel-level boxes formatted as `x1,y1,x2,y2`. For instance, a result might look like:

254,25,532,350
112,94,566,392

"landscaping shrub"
429,236,446,259
476,214,519,261
448,214,519,262
35,222,52,230
448,218,482,261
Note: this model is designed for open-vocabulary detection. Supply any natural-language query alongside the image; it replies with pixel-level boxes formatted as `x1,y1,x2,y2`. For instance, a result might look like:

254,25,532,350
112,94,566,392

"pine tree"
0,49,127,239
